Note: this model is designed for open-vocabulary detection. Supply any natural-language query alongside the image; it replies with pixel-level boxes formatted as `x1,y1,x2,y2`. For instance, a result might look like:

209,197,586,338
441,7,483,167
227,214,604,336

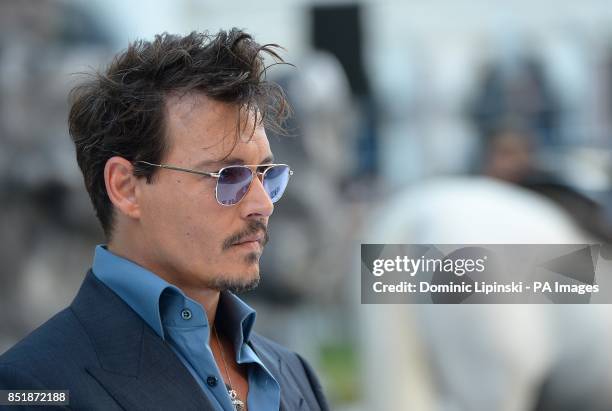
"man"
0,29,329,411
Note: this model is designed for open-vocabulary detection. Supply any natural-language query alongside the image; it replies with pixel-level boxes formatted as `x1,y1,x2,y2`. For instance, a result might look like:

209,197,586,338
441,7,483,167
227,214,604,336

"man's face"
135,93,275,292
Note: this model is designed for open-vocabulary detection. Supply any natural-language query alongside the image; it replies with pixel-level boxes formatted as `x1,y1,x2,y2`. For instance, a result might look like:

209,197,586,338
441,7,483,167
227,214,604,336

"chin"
220,273,260,294
207,262,261,293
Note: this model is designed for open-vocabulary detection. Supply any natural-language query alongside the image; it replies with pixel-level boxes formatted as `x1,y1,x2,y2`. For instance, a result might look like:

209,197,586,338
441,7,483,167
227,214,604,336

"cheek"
145,183,224,248
139,182,190,238
140,176,242,256
141,198,183,247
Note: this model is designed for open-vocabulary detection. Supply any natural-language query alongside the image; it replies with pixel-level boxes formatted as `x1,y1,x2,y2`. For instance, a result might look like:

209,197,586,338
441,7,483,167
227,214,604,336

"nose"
239,172,274,219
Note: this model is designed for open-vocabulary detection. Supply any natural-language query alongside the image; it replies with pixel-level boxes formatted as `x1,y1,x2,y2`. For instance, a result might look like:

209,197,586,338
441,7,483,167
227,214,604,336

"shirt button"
206,376,218,387
180,309,192,320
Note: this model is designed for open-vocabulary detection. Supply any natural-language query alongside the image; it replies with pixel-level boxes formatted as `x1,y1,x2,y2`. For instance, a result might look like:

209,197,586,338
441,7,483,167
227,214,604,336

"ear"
104,156,142,220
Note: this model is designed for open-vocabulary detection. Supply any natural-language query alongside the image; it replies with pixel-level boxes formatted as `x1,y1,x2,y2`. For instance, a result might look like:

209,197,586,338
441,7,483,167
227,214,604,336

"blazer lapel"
70,271,216,411
249,334,304,411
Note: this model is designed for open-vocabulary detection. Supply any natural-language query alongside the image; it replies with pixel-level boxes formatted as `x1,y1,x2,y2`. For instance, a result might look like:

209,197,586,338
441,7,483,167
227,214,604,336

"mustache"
222,220,269,250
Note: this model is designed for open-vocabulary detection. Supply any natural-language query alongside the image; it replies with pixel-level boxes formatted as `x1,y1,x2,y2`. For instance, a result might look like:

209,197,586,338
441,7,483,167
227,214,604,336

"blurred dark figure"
479,124,612,243
470,53,560,146
311,4,380,182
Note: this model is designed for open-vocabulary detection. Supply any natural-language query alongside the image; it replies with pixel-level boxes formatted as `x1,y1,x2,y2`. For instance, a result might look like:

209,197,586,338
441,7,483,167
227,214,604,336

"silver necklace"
213,325,245,411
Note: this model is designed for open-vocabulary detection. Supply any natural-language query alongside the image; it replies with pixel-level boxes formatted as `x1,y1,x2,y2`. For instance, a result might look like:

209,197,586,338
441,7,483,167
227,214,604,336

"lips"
233,232,264,246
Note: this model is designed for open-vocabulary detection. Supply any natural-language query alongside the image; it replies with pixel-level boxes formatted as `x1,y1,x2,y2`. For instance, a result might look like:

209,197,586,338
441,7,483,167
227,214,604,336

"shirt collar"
92,244,257,346
92,244,182,338
218,290,257,348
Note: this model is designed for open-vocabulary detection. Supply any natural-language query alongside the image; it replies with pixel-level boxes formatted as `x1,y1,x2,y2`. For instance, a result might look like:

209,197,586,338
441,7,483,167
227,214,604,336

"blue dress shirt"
91,245,280,411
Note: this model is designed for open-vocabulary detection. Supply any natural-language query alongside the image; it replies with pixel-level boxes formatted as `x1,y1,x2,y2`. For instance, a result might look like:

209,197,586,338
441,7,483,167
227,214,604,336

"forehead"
163,93,271,164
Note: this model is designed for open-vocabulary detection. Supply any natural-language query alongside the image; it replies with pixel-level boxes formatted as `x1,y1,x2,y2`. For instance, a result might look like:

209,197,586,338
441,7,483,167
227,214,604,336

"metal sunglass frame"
134,160,293,206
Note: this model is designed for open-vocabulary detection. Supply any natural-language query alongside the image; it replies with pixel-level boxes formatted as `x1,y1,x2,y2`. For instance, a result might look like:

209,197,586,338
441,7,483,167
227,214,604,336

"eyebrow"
194,154,275,169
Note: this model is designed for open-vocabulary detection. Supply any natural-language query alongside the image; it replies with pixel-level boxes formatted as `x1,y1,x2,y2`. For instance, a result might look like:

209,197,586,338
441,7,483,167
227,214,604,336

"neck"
107,232,222,328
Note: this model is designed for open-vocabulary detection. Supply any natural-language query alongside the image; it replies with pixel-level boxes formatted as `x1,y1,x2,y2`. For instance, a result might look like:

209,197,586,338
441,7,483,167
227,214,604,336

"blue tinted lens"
217,166,253,205
263,165,290,203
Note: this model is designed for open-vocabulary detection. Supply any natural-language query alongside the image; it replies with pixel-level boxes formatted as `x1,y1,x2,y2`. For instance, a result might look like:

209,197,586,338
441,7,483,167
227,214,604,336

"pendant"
227,387,245,411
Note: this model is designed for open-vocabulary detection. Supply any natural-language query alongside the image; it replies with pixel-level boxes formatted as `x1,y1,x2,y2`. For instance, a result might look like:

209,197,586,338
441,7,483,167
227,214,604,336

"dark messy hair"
68,29,291,239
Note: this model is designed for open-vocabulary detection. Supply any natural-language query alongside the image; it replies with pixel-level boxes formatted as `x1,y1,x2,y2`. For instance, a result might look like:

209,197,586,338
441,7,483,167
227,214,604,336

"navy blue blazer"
0,271,329,411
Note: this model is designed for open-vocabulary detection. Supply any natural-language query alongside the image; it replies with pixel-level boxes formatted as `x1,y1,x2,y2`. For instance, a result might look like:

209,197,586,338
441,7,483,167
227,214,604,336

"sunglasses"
135,160,293,206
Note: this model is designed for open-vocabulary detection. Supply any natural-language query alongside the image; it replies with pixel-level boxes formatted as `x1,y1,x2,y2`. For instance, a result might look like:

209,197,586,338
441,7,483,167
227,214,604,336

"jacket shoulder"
249,332,295,357
0,307,96,386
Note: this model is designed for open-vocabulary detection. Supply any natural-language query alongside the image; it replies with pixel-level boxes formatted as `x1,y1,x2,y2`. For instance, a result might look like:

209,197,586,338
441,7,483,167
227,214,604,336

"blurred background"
3,0,612,410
